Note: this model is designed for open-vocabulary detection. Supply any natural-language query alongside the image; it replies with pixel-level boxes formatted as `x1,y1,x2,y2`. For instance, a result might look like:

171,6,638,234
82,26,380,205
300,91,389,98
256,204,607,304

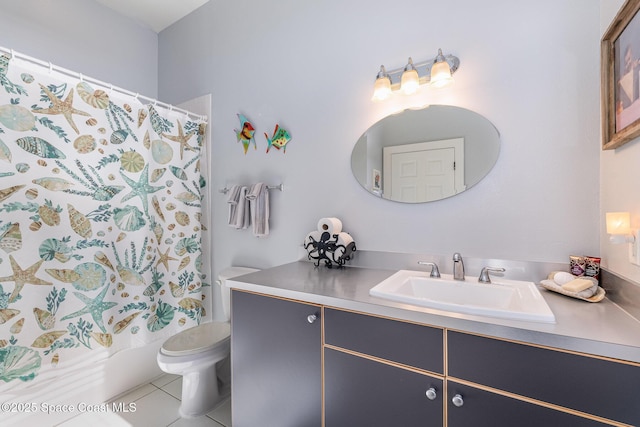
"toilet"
157,266,259,418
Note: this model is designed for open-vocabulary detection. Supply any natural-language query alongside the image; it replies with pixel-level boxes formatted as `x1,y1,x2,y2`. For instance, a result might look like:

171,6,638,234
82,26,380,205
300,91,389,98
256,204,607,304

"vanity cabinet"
231,291,639,427
324,308,444,425
230,290,322,427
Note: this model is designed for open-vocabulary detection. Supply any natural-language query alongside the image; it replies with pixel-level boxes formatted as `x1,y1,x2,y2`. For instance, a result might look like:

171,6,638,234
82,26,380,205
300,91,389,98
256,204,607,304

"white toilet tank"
217,267,260,321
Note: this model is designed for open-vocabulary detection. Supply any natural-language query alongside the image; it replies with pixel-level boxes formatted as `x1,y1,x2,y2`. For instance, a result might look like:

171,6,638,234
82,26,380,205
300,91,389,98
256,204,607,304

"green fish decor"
234,114,256,154
264,124,291,153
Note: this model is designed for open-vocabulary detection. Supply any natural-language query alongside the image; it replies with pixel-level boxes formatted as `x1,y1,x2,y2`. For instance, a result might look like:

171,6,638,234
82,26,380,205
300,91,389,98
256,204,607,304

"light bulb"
372,65,392,101
400,57,420,95
430,49,454,88
430,60,453,88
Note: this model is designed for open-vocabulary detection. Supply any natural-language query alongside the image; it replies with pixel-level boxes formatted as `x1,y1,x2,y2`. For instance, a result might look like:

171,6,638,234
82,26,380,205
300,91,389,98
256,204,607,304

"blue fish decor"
234,114,256,154
264,124,291,153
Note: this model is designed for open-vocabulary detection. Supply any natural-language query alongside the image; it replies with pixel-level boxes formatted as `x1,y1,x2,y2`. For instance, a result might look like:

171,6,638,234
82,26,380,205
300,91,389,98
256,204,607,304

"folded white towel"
540,279,605,302
237,186,251,229
227,185,250,229
227,185,240,226
247,182,269,237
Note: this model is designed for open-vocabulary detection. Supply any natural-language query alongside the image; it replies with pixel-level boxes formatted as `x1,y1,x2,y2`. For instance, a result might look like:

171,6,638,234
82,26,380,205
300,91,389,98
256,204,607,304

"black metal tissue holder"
304,231,356,268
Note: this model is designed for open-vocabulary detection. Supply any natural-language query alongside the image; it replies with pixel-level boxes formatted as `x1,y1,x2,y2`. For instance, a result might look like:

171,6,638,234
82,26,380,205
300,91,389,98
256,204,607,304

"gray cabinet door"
231,291,322,427
325,348,444,426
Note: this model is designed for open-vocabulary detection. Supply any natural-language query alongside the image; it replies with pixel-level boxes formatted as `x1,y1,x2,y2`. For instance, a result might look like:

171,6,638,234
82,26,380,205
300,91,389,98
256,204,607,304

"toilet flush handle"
307,313,319,324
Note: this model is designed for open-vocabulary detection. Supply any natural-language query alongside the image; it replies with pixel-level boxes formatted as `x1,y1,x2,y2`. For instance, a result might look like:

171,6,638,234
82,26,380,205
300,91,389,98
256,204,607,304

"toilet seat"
160,322,230,357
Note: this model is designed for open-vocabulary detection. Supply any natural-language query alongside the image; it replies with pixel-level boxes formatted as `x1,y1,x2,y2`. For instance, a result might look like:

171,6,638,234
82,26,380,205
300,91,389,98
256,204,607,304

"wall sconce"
606,212,640,265
372,48,460,101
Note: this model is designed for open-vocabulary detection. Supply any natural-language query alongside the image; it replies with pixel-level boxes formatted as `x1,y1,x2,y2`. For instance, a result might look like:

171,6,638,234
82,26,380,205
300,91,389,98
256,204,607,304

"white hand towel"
227,185,250,229
247,182,269,237
227,185,241,227
237,186,251,229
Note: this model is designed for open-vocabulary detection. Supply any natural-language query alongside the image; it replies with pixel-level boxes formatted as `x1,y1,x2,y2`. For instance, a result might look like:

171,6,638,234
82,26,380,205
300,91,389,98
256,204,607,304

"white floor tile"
56,411,137,427
117,389,181,426
58,377,232,427
169,415,225,427
162,376,183,400
207,398,231,427
152,373,181,388
112,383,158,403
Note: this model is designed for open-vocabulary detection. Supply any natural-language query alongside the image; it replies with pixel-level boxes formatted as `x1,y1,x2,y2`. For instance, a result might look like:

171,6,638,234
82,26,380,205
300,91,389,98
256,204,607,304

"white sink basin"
369,270,555,323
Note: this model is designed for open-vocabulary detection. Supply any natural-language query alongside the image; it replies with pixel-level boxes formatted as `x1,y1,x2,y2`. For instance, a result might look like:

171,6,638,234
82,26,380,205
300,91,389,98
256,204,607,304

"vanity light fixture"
372,48,460,101
605,211,640,265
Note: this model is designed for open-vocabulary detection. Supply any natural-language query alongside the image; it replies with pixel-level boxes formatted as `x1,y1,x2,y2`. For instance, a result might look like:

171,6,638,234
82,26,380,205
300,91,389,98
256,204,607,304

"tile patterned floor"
56,374,231,427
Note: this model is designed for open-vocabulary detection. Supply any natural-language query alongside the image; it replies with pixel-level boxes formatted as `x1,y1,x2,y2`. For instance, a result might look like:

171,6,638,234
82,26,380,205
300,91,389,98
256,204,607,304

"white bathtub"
1,339,164,426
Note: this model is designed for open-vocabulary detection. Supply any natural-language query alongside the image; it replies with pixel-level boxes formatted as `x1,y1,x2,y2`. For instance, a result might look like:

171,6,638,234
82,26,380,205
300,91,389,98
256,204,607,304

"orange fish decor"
234,114,256,154
264,124,292,153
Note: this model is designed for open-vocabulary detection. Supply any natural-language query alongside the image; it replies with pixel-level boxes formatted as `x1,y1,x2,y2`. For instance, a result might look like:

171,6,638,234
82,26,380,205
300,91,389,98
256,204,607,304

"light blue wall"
0,0,158,97
158,0,602,278
0,0,610,281
157,3,212,105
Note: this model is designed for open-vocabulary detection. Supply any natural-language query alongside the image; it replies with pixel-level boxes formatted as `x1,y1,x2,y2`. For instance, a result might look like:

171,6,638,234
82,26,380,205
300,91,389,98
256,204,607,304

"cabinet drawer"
448,331,640,425
324,308,443,373
447,381,609,427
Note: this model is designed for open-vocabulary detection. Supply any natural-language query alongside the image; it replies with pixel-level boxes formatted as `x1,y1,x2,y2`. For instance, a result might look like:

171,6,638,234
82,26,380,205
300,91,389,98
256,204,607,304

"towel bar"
219,184,283,194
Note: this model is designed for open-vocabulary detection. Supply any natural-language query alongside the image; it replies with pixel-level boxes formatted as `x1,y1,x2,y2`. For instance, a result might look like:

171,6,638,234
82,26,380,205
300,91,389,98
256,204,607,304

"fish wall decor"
264,124,292,153
234,114,256,154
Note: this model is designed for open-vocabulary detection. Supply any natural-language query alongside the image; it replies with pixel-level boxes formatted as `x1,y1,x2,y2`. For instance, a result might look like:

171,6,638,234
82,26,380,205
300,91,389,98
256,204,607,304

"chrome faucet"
453,253,465,281
478,267,506,284
417,261,440,278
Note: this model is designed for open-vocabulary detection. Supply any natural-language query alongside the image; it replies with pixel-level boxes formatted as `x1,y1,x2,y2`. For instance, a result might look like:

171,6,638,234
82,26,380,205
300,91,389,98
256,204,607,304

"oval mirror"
351,105,500,203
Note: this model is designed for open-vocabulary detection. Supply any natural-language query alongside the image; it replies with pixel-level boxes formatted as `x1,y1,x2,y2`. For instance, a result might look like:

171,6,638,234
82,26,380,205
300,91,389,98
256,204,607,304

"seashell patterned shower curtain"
0,53,208,390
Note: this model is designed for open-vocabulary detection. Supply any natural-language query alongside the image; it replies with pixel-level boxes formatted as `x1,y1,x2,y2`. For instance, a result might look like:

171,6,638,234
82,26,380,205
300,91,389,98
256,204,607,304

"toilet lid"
161,322,230,356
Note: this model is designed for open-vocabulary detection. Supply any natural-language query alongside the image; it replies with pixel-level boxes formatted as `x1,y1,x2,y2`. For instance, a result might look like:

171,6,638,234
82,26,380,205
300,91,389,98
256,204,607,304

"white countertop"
227,261,640,363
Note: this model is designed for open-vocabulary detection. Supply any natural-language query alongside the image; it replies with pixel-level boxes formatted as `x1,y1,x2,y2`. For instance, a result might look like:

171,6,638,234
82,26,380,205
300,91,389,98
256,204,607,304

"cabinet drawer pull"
307,314,319,324
425,387,437,400
452,394,464,407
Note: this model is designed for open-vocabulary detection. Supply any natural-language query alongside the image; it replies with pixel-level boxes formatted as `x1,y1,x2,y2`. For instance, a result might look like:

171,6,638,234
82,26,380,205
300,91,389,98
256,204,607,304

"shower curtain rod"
0,45,207,122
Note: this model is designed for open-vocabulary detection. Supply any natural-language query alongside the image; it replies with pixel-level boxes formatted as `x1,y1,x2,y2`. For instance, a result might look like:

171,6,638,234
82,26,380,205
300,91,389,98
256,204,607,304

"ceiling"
93,0,210,33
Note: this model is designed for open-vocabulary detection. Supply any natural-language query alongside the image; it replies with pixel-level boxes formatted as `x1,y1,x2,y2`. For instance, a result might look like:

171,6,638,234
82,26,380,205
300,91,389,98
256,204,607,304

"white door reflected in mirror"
351,105,500,203
383,138,465,202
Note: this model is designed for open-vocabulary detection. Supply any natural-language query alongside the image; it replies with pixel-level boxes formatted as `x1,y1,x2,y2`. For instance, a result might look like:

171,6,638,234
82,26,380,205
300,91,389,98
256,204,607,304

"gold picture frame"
602,0,640,150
